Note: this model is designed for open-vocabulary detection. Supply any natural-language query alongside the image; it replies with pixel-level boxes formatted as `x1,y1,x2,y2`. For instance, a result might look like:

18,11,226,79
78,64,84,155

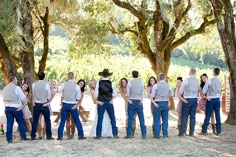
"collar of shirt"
101,77,110,80
160,80,165,82
68,79,75,82
189,75,196,78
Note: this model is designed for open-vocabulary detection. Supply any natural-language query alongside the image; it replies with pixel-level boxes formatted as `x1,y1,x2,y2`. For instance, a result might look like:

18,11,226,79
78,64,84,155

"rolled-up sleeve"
76,85,81,101
112,82,117,97
179,79,188,96
46,84,51,101
151,84,157,98
16,87,26,104
202,80,210,95
169,85,173,96
127,81,131,97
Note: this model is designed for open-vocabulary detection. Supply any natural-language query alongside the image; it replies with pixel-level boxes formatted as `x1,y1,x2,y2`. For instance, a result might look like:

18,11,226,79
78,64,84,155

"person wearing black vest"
201,68,222,136
94,69,118,139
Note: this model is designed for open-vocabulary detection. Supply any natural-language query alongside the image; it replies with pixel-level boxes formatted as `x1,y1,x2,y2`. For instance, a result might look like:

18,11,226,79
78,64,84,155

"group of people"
2,67,222,143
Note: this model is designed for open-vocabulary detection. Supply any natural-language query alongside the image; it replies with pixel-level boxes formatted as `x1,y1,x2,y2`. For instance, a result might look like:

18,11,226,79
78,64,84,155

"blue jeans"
96,101,118,137
202,98,221,134
5,107,26,141
126,100,146,137
153,101,169,137
58,103,84,138
179,98,197,135
31,103,52,139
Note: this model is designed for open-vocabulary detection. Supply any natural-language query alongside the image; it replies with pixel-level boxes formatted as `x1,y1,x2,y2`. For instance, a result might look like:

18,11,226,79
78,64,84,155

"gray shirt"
61,80,81,104
202,76,221,98
179,75,199,98
3,82,26,108
32,80,51,103
151,80,172,101
127,78,144,100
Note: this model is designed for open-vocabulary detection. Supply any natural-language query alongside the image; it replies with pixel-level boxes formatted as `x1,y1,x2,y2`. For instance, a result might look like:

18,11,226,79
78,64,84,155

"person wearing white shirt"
125,70,146,139
57,72,86,140
150,73,172,138
31,71,54,140
201,68,222,136
178,68,199,136
94,69,118,139
3,76,27,143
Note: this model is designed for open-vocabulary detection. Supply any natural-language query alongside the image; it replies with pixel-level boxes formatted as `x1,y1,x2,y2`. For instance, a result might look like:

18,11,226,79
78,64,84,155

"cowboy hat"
98,69,113,77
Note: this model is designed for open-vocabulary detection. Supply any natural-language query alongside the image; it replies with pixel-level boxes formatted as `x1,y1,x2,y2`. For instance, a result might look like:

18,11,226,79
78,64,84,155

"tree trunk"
17,0,35,111
38,7,49,72
0,33,21,84
210,0,236,125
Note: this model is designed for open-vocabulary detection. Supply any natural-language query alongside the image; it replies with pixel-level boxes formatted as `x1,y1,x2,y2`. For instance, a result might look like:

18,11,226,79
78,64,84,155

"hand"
109,100,113,104
168,103,170,107
128,100,133,104
71,105,77,110
43,102,50,107
154,102,159,108
97,101,104,106
16,105,24,111
207,97,211,101
182,99,188,104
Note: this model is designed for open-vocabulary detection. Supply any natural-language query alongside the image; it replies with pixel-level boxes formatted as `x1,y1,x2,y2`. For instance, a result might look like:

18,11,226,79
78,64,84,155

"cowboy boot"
132,127,136,138
212,124,216,134
66,126,71,140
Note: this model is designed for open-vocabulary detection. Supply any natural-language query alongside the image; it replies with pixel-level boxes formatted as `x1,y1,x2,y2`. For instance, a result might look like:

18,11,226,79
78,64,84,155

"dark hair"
77,79,86,92
120,78,128,88
200,73,208,88
38,71,45,80
177,77,183,82
132,70,139,78
147,76,157,87
214,68,220,75
22,82,30,93
9,76,16,82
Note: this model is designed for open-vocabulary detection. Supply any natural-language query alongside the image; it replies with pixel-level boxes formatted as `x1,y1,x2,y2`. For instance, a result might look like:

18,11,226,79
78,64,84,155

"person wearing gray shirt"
201,68,222,136
150,73,172,138
31,71,53,140
178,68,199,136
125,70,146,139
3,76,27,143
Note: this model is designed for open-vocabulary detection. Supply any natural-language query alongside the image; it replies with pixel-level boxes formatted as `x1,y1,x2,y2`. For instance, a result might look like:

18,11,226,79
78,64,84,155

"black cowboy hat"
98,69,113,77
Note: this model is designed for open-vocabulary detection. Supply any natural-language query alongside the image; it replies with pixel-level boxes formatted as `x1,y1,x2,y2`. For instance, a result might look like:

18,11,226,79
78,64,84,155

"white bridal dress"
89,104,113,137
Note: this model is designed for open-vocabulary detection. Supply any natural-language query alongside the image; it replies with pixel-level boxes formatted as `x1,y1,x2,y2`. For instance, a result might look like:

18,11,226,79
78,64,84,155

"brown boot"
66,126,71,140
212,124,216,134
132,127,136,138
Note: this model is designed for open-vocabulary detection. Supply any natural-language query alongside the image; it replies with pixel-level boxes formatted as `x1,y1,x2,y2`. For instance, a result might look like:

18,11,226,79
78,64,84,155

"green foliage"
41,53,226,90
0,0,17,37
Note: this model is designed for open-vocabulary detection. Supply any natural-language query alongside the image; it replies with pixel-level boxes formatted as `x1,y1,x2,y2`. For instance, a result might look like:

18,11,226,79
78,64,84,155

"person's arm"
60,83,64,107
150,84,158,107
43,84,52,106
90,90,96,104
72,85,81,110
126,81,132,104
94,81,99,100
16,87,26,111
110,82,117,104
119,88,126,101
178,79,188,103
202,80,210,95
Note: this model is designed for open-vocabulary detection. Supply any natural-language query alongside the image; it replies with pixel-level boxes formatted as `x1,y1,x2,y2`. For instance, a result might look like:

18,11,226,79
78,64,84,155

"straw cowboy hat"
98,69,113,77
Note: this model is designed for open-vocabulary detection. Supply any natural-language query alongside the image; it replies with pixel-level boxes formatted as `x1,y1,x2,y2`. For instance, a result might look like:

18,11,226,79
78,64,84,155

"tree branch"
112,0,145,21
163,0,192,49
171,18,217,51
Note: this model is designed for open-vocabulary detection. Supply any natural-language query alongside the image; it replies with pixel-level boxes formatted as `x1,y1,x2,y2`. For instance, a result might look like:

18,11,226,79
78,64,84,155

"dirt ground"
0,93,236,157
